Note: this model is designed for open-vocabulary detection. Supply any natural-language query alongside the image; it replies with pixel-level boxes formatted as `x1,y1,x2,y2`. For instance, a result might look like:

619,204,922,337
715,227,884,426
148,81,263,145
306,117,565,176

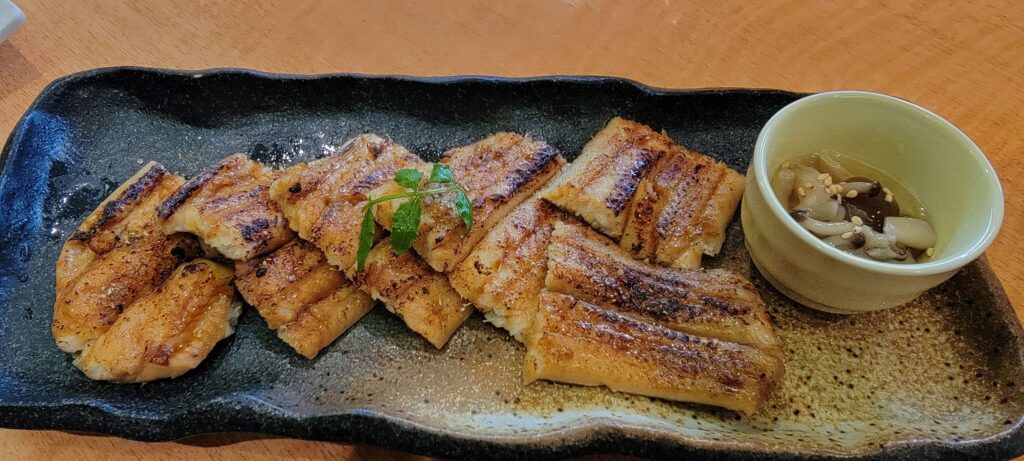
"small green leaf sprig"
356,164,473,270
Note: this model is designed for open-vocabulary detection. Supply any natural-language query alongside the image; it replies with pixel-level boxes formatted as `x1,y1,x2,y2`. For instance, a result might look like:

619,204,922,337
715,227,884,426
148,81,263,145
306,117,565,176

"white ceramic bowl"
742,91,1003,313
0,0,24,45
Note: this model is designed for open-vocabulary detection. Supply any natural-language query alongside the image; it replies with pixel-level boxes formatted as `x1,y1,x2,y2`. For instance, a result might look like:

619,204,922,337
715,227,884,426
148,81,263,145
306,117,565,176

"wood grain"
1,0,1022,459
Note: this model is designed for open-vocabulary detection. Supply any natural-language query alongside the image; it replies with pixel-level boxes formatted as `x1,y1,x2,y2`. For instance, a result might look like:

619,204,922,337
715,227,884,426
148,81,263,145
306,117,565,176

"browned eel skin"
372,133,564,272
449,197,568,341
235,240,374,359
523,290,783,415
620,135,745,269
351,238,472,348
541,117,673,239
73,259,241,383
545,221,781,354
269,134,425,274
270,136,470,348
54,161,202,354
158,154,294,261
68,163,173,244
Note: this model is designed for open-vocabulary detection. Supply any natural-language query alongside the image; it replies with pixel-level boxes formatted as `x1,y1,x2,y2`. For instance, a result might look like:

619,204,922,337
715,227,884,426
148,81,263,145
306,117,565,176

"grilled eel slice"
523,290,783,415
268,135,468,346
158,154,294,261
541,117,670,239
372,133,564,272
54,161,203,354
268,134,468,346
449,197,567,341
545,221,781,353
542,117,744,269
74,259,241,383
619,133,744,269
352,238,472,348
235,240,375,359
269,134,425,273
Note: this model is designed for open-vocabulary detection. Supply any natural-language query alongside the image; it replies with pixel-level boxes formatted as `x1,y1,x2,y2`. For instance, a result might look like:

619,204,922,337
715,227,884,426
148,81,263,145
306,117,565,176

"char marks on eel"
54,162,240,382
352,238,473,348
543,117,745,269
546,221,781,353
74,259,241,383
235,240,375,359
621,131,745,269
371,133,564,273
523,290,783,416
158,154,295,262
541,117,669,239
53,162,203,355
269,135,470,348
449,197,568,341
270,134,425,273
51,121,778,410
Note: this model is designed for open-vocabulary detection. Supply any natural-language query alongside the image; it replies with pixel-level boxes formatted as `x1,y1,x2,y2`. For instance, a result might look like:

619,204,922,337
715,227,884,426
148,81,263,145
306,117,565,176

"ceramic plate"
1,68,1022,460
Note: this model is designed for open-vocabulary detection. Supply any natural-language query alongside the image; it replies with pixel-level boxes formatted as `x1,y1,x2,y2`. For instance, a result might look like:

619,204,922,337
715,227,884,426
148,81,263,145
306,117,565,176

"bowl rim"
752,90,1004,276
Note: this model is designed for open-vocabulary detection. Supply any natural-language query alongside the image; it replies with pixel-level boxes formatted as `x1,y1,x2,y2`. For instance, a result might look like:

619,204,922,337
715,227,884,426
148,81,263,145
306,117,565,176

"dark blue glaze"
0,111,77,297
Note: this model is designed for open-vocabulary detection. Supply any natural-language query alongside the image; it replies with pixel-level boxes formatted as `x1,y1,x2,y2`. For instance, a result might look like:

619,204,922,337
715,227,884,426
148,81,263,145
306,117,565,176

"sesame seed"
835,184,844,193
851,216,863,226
926,247,935,257
818,173,830,181
841,232,854,239
827,185,837,194
824,176,833,186
884,193,893,203
882,187,893,195
846,190,858,198
797,187,806,197
853,226,863,233
804,182,813,189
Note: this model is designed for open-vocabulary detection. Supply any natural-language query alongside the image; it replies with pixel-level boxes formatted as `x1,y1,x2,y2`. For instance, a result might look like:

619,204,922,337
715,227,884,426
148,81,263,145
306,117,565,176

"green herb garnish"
356,164,473,270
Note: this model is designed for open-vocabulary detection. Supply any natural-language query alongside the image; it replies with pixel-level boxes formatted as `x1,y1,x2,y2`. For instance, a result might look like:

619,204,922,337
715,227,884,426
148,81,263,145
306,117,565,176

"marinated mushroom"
774,152,936,263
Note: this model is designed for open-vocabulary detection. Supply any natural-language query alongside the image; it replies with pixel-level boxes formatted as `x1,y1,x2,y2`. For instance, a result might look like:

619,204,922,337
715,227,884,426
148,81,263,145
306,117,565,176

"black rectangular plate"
1,68,1022,461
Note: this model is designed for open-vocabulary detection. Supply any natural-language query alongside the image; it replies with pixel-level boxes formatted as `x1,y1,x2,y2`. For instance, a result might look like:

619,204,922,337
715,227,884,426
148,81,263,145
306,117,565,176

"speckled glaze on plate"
0,68,1022,461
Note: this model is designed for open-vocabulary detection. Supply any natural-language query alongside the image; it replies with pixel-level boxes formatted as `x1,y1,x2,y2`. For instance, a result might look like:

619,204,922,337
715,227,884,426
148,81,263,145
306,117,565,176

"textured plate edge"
0,67,1022,461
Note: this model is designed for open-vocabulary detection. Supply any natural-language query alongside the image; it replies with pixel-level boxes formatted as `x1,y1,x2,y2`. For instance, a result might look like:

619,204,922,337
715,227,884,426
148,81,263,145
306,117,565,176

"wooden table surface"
1,1,1021,460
